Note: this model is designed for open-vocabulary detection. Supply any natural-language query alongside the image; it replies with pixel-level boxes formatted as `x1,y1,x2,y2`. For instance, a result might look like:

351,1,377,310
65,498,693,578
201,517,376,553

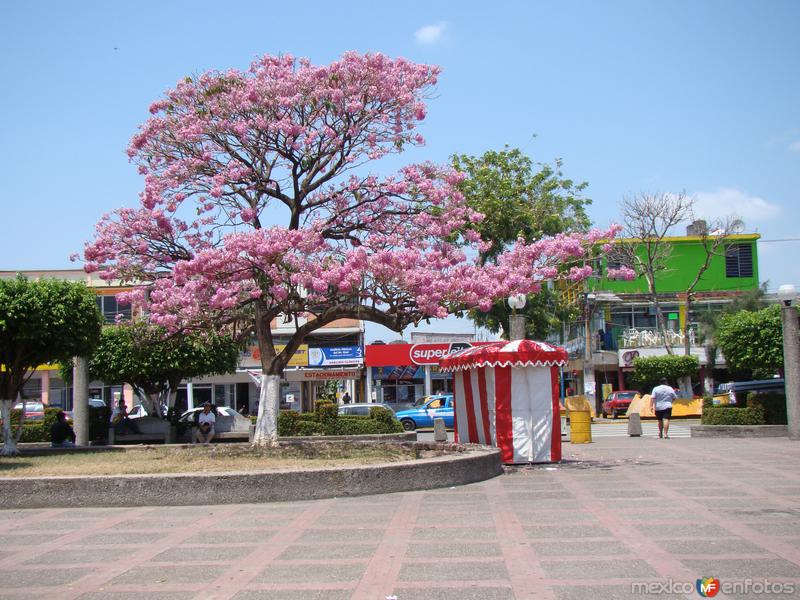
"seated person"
50,410,76,448
194,402,216,444
110,398,141,435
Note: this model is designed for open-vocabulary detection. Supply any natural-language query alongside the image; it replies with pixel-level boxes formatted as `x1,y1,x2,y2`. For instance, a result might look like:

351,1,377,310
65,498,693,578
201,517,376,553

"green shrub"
702,395,714,411
746,392,787,425
277,410,301,436
631,355,699,390
246,405,404,437
19,424,49,442
315,401,339,434
335,416,380,436
370,407,404,433
702,405,765,426
296,420,324,436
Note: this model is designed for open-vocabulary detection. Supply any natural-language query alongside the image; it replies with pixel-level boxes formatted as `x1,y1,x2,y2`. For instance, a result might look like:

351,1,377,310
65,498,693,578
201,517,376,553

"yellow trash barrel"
569,409,592,444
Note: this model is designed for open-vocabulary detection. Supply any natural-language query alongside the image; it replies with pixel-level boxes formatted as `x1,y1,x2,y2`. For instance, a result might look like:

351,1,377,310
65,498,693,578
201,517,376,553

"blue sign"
308,346,364,367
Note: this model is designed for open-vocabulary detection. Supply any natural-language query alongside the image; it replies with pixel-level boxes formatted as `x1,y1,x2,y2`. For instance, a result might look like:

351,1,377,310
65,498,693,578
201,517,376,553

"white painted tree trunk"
704,375,715,396
144,392,163,418
1,399,16,456
1,395,25,456
678,375,693,400
252,374,281,446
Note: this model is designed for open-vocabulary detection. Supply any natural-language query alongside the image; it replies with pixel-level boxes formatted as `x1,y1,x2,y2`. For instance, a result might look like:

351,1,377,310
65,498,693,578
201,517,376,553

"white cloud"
789,140,800,152
693,188,781,222
415,22,447,45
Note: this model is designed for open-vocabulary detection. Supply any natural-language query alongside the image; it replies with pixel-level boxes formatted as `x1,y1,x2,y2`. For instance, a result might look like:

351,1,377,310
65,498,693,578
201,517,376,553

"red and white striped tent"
439,339,567,464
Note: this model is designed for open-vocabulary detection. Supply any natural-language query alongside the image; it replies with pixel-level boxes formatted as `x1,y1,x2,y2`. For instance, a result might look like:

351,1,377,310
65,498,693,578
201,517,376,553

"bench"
189,428,250,444
107,428,169,445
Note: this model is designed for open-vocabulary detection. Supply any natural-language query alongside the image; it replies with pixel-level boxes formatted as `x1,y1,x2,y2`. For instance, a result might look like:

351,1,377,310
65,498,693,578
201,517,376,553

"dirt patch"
0,442,453,477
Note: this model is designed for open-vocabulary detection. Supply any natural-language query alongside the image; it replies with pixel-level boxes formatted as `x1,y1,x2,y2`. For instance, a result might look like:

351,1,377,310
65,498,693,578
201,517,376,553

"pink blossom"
79,51,622,346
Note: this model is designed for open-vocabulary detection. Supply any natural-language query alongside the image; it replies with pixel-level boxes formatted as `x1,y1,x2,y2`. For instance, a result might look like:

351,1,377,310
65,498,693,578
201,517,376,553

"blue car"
395,395,454,431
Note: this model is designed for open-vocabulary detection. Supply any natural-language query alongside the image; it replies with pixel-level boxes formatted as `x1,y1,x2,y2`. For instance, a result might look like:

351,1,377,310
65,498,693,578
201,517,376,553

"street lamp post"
508,294,527,341
778,285,799,440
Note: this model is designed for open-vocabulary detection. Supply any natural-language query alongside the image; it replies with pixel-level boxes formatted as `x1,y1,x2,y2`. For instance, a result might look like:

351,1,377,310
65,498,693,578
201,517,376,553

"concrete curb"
0,443,502,508
691,424,788,438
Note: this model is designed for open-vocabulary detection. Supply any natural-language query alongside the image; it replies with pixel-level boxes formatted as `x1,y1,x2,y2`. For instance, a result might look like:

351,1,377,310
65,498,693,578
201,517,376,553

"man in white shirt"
195,402,216,444
650,378,677,439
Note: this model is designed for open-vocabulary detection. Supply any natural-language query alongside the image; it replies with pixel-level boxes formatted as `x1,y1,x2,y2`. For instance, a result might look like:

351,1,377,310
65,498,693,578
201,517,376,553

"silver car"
338,403,395,416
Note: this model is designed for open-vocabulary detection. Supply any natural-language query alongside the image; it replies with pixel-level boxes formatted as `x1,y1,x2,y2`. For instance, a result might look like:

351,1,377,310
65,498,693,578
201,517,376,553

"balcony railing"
618,327,696,349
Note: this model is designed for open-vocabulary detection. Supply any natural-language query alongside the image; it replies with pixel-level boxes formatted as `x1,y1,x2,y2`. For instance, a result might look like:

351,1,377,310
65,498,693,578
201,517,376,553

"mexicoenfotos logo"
696,577,721,597
632,577,794,596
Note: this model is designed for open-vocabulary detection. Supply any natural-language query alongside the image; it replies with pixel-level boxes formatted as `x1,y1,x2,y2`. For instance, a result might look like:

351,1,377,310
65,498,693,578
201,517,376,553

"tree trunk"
703,344,718,395
683,296,692,356
1,399,17,456
645,273,673,355
678,375,692,399
252,374,281,446
145,392,164,418
73,356,89,446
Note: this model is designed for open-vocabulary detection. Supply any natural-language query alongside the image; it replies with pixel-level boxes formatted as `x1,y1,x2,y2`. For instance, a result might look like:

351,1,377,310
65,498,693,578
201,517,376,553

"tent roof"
439,339,568,372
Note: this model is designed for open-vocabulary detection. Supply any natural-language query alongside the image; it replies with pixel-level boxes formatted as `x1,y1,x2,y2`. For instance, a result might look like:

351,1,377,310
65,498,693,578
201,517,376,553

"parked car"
128,404,148,419
12,402,45,421
178,406,251,433
394,394,454,431
338,403,395,416
601,390,640,418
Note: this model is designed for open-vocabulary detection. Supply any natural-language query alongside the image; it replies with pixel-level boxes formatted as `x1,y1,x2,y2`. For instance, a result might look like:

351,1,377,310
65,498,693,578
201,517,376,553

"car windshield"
14,403,43,411
617,392,638,400
413,397,432,407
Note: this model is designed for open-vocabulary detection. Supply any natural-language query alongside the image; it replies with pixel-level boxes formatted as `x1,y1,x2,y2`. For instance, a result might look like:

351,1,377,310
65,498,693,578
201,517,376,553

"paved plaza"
1,435,799,599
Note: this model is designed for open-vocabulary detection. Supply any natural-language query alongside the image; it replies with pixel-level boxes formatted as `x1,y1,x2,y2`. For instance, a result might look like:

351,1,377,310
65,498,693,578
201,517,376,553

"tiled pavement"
1,436,799,599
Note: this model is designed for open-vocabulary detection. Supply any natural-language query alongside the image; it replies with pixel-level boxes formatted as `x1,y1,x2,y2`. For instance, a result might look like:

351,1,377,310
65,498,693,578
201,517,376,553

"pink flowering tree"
82,53,623,445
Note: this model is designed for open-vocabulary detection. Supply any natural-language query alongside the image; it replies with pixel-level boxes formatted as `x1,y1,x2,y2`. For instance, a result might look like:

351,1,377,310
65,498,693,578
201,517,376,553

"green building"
562,231,761,410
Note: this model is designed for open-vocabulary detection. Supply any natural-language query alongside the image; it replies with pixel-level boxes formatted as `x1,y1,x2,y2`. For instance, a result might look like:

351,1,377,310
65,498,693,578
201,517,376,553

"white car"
338,403,395,416
178,406,251,433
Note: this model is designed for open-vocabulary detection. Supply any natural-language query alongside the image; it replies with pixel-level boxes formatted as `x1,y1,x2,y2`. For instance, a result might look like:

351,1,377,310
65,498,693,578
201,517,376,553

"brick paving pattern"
0,436,799,599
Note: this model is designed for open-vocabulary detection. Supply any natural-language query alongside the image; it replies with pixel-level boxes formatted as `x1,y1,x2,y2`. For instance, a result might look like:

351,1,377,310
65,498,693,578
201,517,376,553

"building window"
96,295,132,323
725,244,753,278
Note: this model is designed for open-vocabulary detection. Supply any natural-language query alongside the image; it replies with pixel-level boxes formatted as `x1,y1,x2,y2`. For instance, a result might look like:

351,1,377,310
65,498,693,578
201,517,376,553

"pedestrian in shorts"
650,378,677,439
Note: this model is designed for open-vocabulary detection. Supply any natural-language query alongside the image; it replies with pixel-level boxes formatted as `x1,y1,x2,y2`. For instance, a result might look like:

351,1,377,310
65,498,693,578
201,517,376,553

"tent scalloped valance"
439,339,568,372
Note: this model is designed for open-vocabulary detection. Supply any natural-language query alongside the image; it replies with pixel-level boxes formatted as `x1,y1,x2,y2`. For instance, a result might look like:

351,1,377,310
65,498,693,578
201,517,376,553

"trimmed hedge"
255,406,404,436
2,406,110,444
631,355,699,390
746,392,787,425
702,405,765,426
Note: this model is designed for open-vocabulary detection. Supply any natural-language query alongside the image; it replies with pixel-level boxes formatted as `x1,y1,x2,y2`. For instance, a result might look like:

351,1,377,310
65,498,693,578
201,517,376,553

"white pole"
366,367,373,403
781,302,799,440
187,381,195,411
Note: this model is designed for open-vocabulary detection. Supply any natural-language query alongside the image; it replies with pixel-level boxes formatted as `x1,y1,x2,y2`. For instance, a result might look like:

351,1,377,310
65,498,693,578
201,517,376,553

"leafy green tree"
630,355,699,392
451,147,591,337
696,285,768,391
716,305,787,378
76,321,240,418
0,276,103,455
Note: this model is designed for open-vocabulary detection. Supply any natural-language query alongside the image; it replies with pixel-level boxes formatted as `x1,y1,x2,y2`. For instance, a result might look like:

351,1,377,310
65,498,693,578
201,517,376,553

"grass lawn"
0,443,432,477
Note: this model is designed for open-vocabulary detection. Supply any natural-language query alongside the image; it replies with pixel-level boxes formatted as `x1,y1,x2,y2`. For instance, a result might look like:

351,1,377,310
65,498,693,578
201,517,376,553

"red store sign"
365,342,495,366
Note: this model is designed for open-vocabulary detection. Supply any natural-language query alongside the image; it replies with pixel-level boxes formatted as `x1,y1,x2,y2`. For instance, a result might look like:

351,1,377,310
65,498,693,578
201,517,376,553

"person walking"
650,378,677,439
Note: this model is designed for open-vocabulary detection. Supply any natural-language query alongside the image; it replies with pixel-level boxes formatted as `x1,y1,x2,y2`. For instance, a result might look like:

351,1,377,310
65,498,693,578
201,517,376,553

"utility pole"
778,285,799,440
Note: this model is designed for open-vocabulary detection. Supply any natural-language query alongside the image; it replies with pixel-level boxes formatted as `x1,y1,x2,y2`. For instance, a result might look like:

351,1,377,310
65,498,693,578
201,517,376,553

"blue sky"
2,1,798,341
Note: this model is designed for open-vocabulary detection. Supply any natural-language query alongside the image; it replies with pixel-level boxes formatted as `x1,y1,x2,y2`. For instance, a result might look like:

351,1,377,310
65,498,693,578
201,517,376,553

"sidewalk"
0,436,798,599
